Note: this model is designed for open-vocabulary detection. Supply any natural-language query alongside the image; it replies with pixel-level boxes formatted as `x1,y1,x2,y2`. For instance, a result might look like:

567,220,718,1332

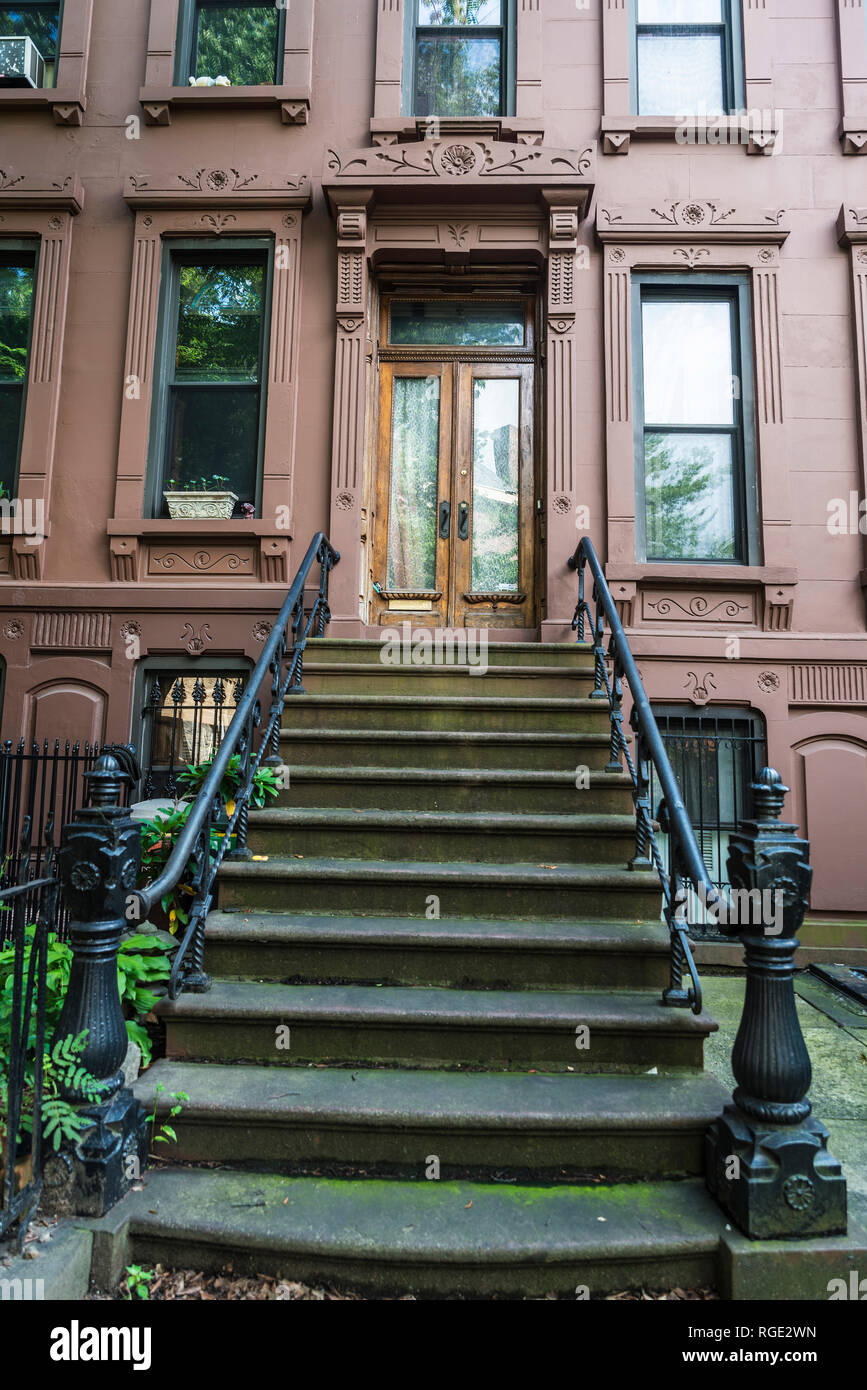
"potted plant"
163,474,238,521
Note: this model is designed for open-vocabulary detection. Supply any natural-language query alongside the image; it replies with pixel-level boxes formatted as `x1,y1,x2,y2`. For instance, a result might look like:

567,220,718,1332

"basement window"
649,706,767,937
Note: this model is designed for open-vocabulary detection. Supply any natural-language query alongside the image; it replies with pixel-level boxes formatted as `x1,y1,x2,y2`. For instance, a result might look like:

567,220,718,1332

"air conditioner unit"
0,36,46,89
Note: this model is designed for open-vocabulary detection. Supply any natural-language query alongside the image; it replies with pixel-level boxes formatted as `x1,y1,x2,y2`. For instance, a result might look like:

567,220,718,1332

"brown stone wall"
0,0,865,924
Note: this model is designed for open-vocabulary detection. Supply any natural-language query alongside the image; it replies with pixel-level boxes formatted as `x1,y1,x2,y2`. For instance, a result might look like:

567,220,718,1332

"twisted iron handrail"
134,532,339,998
568,538,737,1015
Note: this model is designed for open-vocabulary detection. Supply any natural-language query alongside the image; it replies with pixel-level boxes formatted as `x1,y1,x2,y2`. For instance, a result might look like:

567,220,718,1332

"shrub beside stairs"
126,638,735,1297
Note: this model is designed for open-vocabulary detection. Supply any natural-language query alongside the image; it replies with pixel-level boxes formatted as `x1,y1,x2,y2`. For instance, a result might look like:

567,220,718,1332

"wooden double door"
372,357,536,629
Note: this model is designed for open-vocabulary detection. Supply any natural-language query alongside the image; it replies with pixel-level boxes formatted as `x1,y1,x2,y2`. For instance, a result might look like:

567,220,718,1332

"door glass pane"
387,376,441,590
642,298,734,425
415,34,501,116
471,378,519,592
175,262,264,382
418,1,502,23
637,33,725,114
644,431,736,560
193,2,279,85
637,0,721,21
390,301,524,347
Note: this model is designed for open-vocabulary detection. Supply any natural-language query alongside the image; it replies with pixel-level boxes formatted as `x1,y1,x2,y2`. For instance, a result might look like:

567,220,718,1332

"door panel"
374,363,453,627
452,364,534,630
372,358,536,629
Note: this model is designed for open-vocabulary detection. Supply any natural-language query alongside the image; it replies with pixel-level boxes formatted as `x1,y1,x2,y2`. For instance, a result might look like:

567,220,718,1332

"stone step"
107,1166,725,1297
159,980,715,1071
204,913,671,990
304,638,595,670
136,1061,729,1180
284,694,612,735
218,855,662,920
300,663,598,699
276,766,634,814
280,728,618,772
244,808,638,865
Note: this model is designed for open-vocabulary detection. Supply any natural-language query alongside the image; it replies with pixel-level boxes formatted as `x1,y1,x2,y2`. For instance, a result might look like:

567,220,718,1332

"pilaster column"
328,192,373,635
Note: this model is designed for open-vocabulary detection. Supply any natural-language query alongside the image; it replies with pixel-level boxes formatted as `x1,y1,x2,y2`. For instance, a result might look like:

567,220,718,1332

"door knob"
458,500,469,540
439,500,450,539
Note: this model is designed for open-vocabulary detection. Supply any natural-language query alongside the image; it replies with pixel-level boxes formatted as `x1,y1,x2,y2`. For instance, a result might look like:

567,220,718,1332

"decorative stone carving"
252,621,272,642
788,664,867,706
179,622,214,655
3,619,24,640
149,548,254,576
757,671,781,694
763,583,795,632
644,593,754,623
684,671,718,705
32,613,112,650
597,202,789,244
124,172,312,210
324,139,595,203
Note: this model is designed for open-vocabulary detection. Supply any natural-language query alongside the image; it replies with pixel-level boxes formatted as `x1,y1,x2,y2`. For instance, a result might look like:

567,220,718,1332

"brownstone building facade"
1,0,866,941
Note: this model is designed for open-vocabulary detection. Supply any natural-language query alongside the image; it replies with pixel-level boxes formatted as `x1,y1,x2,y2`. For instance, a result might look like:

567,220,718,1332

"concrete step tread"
280,765,624,786
280,729,615,745
303,663,593,678
137,1061,729,1128
219,855,659,888
306,639,595,657
246,808,636,833
205,912,670,953
108,1167,725,1263
157,979,717,1034
286,695,609,710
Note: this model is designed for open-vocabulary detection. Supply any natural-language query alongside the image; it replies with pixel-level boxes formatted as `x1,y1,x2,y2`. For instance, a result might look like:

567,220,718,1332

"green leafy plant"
176,753,281,819
165,473,232,493
138,803,222,934
0,925,173,1075
145,1081,189,1155
1,1030,103,1155
122,1265,156,1301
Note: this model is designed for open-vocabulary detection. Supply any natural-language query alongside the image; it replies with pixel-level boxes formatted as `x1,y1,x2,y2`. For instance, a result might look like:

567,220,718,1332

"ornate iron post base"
705,769,847,1240
42,755,148,1218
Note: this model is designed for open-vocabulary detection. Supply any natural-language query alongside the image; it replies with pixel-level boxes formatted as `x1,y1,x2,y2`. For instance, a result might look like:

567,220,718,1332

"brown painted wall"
0,0,866,923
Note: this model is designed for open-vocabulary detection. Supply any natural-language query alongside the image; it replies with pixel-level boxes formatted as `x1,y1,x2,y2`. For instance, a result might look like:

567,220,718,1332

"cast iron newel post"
706,768,847,1239
46,753,148,1216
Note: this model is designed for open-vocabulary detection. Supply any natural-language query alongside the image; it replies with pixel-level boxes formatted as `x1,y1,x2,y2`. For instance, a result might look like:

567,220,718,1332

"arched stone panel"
793,735,867,913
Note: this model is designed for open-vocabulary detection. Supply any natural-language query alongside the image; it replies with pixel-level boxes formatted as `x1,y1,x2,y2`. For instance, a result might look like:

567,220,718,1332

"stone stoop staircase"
131,638,731,1298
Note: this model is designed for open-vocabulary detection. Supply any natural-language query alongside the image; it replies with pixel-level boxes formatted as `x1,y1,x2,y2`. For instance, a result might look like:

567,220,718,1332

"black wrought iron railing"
569,537,735,1015
134,532,339,999
140,672,248,799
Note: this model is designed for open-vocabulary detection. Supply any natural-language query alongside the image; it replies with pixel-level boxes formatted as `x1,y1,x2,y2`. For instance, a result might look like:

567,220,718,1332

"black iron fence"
0,740,135,944
0,863,59,1250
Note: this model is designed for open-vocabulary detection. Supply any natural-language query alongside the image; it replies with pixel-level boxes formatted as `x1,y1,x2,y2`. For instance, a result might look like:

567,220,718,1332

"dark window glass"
0,2,60,87
639,292,743,562
414,0,504,117
390,300,524,347
0,259,35,495
192,1,279,86
162,259,266,513
635,0,731,116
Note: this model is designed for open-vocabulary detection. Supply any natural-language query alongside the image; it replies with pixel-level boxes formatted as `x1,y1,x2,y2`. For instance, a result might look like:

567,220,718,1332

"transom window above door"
635,0,743,116
410,1,514,119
